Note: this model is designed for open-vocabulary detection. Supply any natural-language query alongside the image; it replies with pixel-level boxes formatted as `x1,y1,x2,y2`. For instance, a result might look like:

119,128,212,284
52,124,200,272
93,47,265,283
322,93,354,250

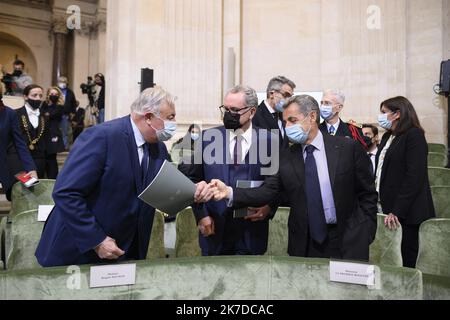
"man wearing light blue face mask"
253,76,296,147
211,95,377,260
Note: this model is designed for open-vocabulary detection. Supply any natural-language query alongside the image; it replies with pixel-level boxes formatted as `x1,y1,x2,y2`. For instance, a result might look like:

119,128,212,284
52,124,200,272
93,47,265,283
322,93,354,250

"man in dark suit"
253,76,296,146
319,89,370,150
58,76,77,150
35,86,214,267
181,85,279,256
212,95,377,261
0,98,37,201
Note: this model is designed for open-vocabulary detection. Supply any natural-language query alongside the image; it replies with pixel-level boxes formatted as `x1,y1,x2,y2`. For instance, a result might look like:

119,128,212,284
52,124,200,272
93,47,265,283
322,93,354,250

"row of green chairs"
428,143,447,155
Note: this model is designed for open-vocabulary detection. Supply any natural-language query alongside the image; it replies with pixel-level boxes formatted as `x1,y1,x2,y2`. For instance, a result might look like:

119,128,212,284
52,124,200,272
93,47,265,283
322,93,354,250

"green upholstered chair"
416,219,450,278
174,207,201,258
428,143,447,155
0,216,6,270
428,167,450,187
265,207,289,256
6,209,43,270
9,180,55,219
431,186,450,219
428,152,448,168
422,273,450,300
369,214,403,267
146,210,166,260
0,256,423,300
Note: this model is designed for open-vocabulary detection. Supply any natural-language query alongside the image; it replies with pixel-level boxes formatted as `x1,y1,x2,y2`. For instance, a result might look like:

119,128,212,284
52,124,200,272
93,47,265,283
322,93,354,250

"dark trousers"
45,154,59,179
401,224,420,268
306,224,341,259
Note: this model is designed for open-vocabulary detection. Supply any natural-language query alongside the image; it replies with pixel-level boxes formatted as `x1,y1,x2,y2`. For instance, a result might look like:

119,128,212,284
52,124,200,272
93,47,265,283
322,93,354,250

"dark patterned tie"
141,143,149,187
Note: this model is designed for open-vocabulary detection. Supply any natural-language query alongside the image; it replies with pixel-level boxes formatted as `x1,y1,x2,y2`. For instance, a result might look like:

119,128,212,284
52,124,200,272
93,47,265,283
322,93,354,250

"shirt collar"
303,130,324,153
25,103,40,116
264,99,276,114
326,118,340,131
130,116,146,148
230,123,253,145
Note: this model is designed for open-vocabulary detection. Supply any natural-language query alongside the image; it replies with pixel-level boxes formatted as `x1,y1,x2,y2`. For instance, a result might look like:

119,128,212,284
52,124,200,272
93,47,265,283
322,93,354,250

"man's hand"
26,171,38,179
194,181,213,203
95,236,125,260
384,213,401,230
210,179,232,201
245,205,271,222
198,216,215,237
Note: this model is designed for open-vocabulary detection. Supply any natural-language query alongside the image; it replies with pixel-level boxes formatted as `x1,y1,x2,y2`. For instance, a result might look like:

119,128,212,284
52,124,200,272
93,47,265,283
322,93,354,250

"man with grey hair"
57,76,77,150
181,85,277,256
253,76,296,145
211,94,377,260
36,86,214,267
319,89,370,149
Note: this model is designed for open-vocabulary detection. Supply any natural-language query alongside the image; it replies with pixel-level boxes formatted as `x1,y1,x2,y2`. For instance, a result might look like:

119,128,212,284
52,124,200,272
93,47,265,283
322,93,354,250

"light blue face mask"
320,105,334,120
152,119,177,142
275,99,286,113
378,113,392,130
190,132,200,141
285,116,311,145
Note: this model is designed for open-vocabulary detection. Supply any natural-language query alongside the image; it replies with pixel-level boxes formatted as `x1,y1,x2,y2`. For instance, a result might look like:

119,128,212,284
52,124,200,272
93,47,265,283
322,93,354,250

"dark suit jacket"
41,103,65,155
233,133,378,261
0,106,36,191
62,88,77,116
35,116,168,267
376,128,435,225
320,119,369,149
180,126,277,255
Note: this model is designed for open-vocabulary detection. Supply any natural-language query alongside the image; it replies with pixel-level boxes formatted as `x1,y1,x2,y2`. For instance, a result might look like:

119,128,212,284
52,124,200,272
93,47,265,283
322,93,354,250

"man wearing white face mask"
36,86,214,267
211,95,377,260
57,76,77,150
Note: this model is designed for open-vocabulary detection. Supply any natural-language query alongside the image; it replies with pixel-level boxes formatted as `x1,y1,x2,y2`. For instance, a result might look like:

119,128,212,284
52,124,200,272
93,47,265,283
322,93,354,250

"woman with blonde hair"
41,86,65,179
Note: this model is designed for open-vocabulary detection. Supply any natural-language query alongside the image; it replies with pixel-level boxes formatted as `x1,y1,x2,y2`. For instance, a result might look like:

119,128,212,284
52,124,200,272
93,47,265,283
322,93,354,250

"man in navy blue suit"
180,85,279,256
0,98,37,200
35,86,214,267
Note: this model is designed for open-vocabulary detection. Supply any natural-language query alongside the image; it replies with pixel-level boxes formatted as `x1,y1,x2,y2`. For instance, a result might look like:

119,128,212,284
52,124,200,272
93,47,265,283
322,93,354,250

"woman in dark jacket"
375,96,435,268
41,87,65,179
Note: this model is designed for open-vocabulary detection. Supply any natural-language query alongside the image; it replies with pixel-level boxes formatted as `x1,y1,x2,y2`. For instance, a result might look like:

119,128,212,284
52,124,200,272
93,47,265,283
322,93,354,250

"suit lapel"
221,127,231,183
323,134,340,190
288,143,304,184
123,116,142,193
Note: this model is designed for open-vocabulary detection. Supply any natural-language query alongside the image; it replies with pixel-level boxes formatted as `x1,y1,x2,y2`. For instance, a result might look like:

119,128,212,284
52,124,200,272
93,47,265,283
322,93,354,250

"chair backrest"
0,217,6,270
428,143,447,155
7,209,43,270
431,186,450,219
369,214,403,267
428,167,450,187
265,207,289,256
9,180,56,219
428,152,448,168
146,210,166,259
416,218,450,277
175,207,201,258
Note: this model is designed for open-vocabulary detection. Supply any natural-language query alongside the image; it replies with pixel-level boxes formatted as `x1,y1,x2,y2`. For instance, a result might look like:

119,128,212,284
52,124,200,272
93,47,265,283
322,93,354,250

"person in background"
375,96,435,268
94,73,105,124
71,100,85,142
362,124,380,175
0,96,37,200
57,76,77,150
1,60,33,96
171,124,201,164
41,87,65,179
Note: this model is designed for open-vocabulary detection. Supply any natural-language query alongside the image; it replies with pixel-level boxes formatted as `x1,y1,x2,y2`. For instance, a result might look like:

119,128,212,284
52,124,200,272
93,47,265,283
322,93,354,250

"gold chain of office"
21,115,45,151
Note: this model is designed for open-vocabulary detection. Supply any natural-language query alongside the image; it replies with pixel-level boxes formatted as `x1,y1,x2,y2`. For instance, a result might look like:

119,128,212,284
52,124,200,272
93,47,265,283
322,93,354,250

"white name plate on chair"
38,205,54,222
90,264,136,288
329,261,375,286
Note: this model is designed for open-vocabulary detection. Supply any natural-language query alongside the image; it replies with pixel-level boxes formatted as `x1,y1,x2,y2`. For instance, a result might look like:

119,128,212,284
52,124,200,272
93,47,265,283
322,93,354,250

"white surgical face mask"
190,133,200,141
378,113,393,130
151,118,177,142
58,83,67,89
285,115,312,145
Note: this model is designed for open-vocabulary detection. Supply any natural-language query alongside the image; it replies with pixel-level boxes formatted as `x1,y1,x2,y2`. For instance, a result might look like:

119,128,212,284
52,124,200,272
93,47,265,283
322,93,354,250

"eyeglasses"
274,90,293,99
219,105,251,116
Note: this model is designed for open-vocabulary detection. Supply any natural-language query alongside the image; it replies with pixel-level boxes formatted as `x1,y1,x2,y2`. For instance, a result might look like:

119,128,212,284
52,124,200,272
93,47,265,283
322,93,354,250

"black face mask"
363,135,373,148
223,112,242,130
27,99,42,110
49,96,59,104
12,70,23,77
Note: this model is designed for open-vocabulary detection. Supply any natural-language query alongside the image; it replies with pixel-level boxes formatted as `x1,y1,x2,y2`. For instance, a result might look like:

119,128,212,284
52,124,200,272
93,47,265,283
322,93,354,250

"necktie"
273,112,279,121
329,125,335,136
304,145,328,244
233,136,243,166
141,143,149,186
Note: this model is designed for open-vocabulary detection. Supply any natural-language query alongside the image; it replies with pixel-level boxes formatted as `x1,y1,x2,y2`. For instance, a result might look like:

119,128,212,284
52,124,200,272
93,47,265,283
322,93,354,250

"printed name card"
89,264,136,288
329,261,375,286
38,205,54,222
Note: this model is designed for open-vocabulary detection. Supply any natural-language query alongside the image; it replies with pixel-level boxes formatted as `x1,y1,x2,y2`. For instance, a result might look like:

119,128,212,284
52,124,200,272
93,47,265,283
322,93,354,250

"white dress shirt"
25,103,40,129
368,147,378,174
264,100,284,137
302,131,337,224
326,119,340,135
229,124,253,163
130,116,147,165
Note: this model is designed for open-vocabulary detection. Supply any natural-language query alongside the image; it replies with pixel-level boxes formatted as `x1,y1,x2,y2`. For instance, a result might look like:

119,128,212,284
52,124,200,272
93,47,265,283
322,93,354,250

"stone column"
52,17,69,85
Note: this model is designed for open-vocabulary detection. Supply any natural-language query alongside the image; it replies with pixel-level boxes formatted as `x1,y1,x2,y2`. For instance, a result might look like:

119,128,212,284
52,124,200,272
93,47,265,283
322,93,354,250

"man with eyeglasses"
319,89,370,150
180,85,278,256
253,76,296,146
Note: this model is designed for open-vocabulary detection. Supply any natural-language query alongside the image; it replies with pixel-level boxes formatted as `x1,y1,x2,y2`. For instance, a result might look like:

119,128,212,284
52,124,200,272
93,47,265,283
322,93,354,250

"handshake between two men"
194,180,271,238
